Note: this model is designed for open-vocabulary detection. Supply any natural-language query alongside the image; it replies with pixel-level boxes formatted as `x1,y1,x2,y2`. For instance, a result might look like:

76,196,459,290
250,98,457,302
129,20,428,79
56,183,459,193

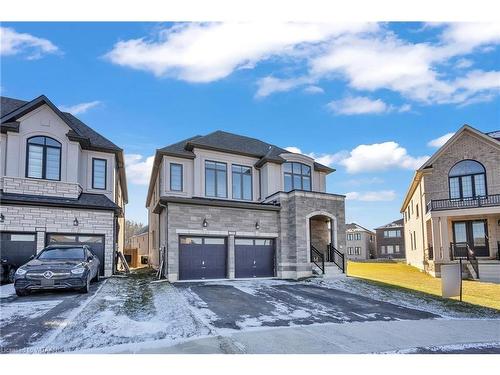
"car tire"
79,275,90,294
92,270,100,283
15,289,30,297
8,268,16,283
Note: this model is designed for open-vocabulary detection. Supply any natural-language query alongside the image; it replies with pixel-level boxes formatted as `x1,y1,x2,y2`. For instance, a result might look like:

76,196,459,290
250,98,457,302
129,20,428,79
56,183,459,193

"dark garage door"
235,238,275,278
179,236,227,280
0,232,37,267
46,234,105,276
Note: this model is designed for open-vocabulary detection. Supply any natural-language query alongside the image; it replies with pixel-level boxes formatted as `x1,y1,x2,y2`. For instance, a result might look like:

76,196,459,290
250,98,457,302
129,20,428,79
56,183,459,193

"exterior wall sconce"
202,218,208,228
73,217,79,226
0,213,4,223
255,221,260,230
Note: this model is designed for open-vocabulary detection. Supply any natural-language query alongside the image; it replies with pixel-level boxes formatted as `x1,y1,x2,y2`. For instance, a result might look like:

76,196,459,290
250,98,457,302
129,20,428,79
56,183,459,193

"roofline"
374,219,404,230
346,222,375,233
154,196,281,214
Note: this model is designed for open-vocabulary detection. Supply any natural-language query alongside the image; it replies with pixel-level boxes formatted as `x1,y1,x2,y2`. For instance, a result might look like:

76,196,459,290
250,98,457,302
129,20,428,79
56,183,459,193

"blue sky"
1,22,499,230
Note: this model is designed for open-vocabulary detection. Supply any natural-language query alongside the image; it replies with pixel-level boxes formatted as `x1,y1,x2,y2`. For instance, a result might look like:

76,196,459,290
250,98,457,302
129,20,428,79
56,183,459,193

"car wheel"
79,275,90,294
15,289,30,297
8,268,16,283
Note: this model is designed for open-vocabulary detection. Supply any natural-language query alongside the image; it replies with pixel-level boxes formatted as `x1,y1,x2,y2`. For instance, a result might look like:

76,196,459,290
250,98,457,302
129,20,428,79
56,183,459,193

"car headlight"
70,267,86,275
15,268,27,276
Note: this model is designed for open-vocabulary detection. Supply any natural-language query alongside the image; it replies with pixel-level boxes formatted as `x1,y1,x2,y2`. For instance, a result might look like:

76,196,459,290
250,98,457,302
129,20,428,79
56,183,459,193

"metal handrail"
310,245,325,274
427,194,500,212
450,242,479,279
328,244,345,273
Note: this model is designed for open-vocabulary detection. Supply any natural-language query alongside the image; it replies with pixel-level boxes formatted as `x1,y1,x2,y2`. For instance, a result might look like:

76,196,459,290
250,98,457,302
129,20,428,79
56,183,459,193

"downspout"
159,202,168,279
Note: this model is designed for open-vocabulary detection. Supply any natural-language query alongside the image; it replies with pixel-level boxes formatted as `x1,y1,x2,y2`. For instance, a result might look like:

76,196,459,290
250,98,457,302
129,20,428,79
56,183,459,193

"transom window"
232,164,252,200
92,158,107,190
283,162,311,192
26,136,61,180
205,161,227,198
448,160,486,199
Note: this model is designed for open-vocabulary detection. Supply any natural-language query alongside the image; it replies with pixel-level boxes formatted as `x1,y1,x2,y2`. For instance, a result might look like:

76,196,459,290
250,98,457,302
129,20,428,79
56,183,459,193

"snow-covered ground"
0,283,15,298
29,273,211,353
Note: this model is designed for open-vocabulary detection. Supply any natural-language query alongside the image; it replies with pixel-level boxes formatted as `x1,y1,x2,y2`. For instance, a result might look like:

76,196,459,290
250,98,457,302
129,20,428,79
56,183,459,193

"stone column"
36,230,46,252
227,232,235,279
440,217,451,261
431,218,441,261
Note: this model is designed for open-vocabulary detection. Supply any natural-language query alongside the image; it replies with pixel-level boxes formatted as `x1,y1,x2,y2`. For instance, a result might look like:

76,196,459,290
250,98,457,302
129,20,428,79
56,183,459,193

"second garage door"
235,238,275,278
179,237,227,280
0,232,37,267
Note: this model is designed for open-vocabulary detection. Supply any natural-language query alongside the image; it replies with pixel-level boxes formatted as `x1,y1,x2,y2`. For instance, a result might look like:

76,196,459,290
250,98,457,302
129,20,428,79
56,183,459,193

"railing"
450,242,479,279
310,245,325,274
497,242,500,261
426,194,500,212
328,244,345,273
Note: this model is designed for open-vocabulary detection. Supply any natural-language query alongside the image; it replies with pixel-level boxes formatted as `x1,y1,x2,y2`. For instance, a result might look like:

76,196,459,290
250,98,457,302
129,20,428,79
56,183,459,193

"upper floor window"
92,158,107,190
384,229,401,238
347,234,353,241
26,136,61,181
170,163,183,192
205,161,227,198
232,164,252,200
283,162,311,192
449,160,486,199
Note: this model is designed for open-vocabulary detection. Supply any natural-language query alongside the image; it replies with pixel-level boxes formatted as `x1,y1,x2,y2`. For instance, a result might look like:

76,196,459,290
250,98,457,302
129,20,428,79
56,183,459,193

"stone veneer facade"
1,177,82,198
0,204,115,276
161,190,345,281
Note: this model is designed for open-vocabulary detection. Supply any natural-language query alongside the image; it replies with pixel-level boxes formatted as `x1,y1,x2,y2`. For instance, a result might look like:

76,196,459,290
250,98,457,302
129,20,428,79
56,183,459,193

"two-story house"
0,95,127,277
146,131,346,281
401,125,500,282
375,219,406,259
345,223,375,260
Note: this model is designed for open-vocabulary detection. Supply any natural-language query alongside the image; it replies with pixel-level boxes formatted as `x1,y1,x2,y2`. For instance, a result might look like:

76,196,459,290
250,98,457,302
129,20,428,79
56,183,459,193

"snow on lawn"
308,277,500,319
34,273,211,352
0,283,15,298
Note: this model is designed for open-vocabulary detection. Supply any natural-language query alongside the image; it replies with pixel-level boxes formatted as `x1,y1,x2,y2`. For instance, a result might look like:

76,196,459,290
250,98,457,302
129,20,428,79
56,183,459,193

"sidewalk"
118,319,500,354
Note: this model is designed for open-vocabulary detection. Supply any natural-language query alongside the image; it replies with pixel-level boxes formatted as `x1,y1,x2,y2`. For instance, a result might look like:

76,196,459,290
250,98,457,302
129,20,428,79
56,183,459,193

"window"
416,204,419,218
387,245,394,254
347,247,353,255
283,162,311,192
395,245,400,253
384,230,401,238
448,160,486,199
355,233,361,240
355,247,361,255
26,136,61,180
92,158,107,190
380,246,386,254
232,164,252,200
205,161,227,198
347,234,353,241
170,163,183,191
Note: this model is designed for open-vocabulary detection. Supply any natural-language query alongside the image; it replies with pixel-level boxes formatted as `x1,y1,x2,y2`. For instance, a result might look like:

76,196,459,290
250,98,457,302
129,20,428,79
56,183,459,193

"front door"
452,220,489,257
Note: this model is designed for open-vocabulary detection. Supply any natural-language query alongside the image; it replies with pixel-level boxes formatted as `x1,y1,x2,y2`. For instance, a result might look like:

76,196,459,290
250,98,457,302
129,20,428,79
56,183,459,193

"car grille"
26,271,72,280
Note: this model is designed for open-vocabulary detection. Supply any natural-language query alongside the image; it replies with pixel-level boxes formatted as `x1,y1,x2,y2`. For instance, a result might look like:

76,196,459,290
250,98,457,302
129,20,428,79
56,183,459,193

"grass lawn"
346,262,500,311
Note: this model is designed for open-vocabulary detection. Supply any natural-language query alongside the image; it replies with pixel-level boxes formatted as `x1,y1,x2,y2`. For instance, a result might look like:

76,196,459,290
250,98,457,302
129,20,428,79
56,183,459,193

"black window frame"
231,164,253,201
448,159,487,200
25,136,62,181
170,163,183,192
205,160,228,198
92,158,107,190
283,162,312,192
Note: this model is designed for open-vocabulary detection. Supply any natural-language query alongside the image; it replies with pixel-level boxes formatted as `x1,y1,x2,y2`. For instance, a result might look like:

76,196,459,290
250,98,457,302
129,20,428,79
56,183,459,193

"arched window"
448,160,486,199
26,136,61,181
283,162,311,192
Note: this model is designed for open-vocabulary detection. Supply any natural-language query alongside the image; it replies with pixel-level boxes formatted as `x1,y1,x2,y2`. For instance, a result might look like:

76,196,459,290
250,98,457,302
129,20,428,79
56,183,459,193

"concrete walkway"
123,319,500,354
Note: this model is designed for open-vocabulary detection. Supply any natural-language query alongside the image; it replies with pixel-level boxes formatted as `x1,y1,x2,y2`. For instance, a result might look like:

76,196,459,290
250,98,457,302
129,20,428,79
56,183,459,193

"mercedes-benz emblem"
43,271,54,279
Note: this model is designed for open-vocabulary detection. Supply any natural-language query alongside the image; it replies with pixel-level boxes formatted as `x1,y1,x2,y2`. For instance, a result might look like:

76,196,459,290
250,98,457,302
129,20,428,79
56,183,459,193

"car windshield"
37,247,86,260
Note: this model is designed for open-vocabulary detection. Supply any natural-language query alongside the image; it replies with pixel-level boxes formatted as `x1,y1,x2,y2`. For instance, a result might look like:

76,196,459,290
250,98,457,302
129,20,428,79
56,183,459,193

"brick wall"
1,176,81,199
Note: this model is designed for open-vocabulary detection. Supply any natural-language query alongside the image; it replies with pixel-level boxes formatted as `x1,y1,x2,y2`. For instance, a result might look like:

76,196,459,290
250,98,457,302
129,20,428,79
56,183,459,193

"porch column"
227,232,235,279
439,217,451,261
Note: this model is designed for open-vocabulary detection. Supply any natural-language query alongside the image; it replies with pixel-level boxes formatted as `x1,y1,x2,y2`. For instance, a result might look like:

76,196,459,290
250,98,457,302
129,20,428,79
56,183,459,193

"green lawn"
346,262,500,310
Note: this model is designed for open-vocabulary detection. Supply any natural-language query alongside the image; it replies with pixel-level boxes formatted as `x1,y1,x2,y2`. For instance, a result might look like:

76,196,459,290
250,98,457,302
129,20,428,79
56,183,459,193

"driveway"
0,282,102,352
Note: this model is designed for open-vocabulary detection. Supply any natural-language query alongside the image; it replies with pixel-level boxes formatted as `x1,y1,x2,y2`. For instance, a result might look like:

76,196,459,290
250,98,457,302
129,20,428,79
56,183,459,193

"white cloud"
326,96,411,115
0,27,59,60
303,85,324,94
255,76,311,98
345,190,397,201
105,22,376,83
59,101,102,115
340,141,430,173
284,146,347,167
455,58,473,69
427,132,455,148
125,154,154,185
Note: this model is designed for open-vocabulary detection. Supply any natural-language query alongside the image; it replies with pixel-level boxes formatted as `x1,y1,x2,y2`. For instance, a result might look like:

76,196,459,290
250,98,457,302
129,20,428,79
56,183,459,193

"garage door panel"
0,232,37,267
179,237,227,280
235,238,275,278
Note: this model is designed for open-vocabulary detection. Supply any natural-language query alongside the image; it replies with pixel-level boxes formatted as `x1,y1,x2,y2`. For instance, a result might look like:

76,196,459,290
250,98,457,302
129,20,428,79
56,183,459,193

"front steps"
478,261,500,283
312,262,345,278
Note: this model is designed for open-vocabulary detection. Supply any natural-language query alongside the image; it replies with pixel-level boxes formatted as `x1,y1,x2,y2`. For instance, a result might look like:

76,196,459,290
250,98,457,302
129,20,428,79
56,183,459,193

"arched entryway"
305,211,338,263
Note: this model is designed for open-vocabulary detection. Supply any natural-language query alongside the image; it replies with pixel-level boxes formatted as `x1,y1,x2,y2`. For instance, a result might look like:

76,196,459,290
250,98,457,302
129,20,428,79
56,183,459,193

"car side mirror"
87,255,94,262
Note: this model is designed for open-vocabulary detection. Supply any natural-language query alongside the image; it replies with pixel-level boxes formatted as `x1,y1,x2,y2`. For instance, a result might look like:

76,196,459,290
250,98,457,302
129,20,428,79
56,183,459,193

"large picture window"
92,158,107,190
205,161,227,198
283,162,311,192
26,136,61,180
448,160,486,199
232,164,252,200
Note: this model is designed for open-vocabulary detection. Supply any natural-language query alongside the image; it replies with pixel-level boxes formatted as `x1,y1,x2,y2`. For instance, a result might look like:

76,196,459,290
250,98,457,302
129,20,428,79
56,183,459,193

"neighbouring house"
345,223,375,260
146,130,346,281
375,219,406,259
401,124,500,282
124,225,149,267
0,95,127,276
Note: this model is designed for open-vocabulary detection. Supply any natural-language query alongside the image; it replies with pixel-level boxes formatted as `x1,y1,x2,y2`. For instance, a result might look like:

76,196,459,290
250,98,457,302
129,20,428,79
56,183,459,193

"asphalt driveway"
0,282,102,352
177,280,438,330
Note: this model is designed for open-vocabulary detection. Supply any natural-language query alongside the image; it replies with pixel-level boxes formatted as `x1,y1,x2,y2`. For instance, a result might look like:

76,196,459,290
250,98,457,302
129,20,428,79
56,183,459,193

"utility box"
441,263,461,298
